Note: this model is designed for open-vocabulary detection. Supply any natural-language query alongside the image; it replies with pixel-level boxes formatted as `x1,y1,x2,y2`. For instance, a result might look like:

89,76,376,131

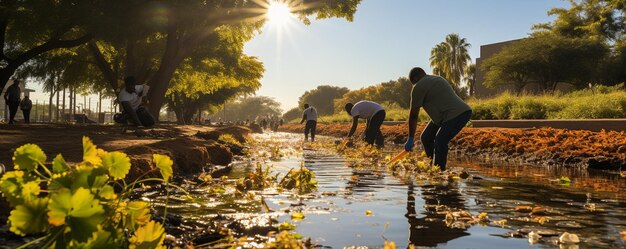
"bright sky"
244,0,569,112
25,0,568,114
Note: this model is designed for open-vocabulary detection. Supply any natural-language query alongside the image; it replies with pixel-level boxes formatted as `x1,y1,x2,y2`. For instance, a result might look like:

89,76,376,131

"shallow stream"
155,132,626,248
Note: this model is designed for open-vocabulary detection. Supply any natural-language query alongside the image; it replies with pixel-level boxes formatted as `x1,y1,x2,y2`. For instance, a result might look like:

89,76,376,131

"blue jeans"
420,110,472,170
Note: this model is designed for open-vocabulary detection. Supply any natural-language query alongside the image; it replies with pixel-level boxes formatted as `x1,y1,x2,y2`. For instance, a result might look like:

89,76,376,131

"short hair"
13,79,20,84
344,103,354,114
124,76,137,86
303,103,309,109
409,67,426,84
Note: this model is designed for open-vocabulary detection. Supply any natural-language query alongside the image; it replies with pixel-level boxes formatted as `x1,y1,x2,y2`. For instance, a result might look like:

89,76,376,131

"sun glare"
266,1,293,26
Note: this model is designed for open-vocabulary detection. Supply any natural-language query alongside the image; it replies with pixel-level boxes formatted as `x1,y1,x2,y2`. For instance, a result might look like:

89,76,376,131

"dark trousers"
7,102,19,124
304,120,317,141
365,110,386,147
22,109,31,123
420,110,472,170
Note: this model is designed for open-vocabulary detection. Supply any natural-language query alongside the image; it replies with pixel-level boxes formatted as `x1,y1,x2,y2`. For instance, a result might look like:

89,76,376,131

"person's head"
24,95,29,99
303,103,309,109
344,103,354,115
12,79,20,85
124,76,137,93
409,67,427,84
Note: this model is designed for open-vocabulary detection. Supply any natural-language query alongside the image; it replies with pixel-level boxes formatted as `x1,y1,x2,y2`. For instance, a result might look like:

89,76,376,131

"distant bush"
303,84,626,121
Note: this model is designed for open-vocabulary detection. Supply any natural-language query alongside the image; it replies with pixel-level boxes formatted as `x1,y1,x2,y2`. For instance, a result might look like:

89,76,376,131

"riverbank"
0,123,252,225
278,123,626,171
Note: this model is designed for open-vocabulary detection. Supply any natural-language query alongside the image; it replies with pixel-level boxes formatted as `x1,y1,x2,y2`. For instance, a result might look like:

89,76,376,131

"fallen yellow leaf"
365,210,373,216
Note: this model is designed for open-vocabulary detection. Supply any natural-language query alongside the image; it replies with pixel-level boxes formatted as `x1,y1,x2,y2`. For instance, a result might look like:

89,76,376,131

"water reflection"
406,183,469,247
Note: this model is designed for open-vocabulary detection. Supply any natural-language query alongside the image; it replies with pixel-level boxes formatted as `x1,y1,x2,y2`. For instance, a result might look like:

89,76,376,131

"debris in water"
365,210,373,216
559,232,580,244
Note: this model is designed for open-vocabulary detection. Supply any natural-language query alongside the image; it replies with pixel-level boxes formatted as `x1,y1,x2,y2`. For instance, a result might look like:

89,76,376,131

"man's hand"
404,136,415,152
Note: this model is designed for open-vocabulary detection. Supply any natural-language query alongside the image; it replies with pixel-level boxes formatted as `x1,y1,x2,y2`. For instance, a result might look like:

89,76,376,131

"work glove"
404,136,415,152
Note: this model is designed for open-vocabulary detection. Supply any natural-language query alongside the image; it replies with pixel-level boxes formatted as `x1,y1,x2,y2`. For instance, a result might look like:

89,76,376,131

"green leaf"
102,152,131,180
0,170,39,206
13,144,46,171
52,154,70,173
71,227,122,249
69,166,109,192
48,188,105,242
8,197,50,236
153,154,173,182
129,221,165,249
83,136,102,166
98,185,117,200
126,201,151,230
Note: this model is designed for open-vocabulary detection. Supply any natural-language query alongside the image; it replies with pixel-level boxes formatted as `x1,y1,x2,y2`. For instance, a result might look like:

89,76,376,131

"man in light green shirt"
404,67,472,171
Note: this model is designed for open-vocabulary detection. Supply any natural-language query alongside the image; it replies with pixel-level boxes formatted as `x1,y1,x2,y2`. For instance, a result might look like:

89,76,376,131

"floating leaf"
52,154,70,173
102,152,131,180
48,188,105,242
559,232,580,244
291,212,305,221
13,144,46,171
531,206,547,216
365,210,373,216
8,197,50,236
558,176,572,186
153,154,173,182
83,136,102,166
620,231,626,240
277,222,296,231
384,240,396,249
129,221,165,249
515,205,533,213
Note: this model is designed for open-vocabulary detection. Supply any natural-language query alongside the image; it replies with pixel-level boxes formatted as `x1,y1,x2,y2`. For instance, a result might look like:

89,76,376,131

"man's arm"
300,114,307,124
407,107,420,139
347,116,359,137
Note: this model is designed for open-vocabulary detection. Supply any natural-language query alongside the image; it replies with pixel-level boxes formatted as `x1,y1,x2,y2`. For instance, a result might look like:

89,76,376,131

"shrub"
0,137,174,248
510,97,547,119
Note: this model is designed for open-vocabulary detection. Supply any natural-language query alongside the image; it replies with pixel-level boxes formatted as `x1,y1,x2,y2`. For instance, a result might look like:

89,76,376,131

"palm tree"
464,64,476,96
429,34,472,87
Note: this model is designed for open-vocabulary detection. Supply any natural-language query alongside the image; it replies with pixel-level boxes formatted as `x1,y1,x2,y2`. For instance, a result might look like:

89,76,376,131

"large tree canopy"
83,0,362,119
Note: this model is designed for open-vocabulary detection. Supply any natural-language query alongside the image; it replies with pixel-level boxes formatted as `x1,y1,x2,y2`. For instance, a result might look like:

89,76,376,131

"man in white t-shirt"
299,103,318,141
117,76,154,127
344,100,386,147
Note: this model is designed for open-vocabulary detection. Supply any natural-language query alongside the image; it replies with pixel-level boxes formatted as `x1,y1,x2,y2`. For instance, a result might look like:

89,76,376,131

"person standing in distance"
20,95,32,124
3,80,21,124
300,103,318,142
404,67,472,171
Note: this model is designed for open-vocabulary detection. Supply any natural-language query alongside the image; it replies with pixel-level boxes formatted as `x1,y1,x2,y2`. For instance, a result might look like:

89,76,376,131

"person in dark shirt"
20,95,32,124
3,80,21,124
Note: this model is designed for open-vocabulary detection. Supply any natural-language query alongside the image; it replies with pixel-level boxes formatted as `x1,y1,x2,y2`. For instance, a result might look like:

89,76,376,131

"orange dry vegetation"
279,123,626,170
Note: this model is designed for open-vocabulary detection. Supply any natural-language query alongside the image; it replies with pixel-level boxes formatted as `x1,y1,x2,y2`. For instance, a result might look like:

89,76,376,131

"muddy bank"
0,124,252,225
279,123,626,170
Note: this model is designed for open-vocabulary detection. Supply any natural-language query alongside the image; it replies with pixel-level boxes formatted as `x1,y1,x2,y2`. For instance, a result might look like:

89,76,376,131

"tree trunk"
56,88,60,122
48,90,54,122
62,88,66,121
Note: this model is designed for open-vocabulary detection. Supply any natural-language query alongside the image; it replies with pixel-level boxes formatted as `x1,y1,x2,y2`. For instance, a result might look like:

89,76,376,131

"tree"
298,85,349,115
464,64,476,96
219,96,282,122
85,0,362,120
0,0,92,92
482,34,609,92
429,34,472,87
282,107,302,122
533,0,625,41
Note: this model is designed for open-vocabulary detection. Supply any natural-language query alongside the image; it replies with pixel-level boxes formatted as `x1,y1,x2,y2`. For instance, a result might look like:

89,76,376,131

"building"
1,79,35,122
474,39,574,98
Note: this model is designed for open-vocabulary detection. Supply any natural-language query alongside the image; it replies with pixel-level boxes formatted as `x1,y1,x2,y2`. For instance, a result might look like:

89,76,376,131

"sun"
266,1,293,26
